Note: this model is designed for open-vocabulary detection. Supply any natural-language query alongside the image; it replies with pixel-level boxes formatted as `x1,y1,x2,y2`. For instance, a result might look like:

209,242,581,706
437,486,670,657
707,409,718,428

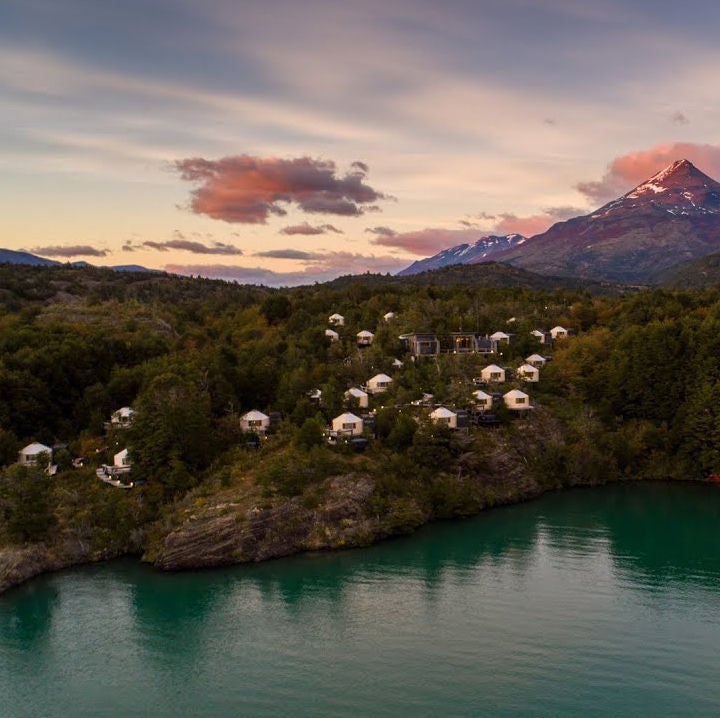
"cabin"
472,389,493,409
517,363,540,382
357,330,374,347
325,328,340,342
383,311,396,322
525,353,547,368
531,329,551,344
345,387,369,409
490,331,511,344
110,406,134,428
366,373,393,394
308,389,322,403
430,406,458,429
392,358,404,368
331,412,364,436
447,333,477,353
402,333,440,357
328,313,345,326
113,448,131,471
18,442,53,467
480,364,506,383
503,389,532,411
550,325,570,340
240,410,271,435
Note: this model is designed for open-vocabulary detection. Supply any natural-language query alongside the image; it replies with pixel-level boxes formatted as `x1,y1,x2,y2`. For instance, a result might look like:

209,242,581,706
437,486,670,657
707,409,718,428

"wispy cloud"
279,222,343,235
175,154,389,223
254,249,325,260
127,238,243,255
576,142,720,203
30,244,108,258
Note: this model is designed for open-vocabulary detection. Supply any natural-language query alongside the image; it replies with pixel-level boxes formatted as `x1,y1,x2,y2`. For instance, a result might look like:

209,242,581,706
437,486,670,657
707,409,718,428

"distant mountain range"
397,233,526,276
0,248,157,274
399,160,720,284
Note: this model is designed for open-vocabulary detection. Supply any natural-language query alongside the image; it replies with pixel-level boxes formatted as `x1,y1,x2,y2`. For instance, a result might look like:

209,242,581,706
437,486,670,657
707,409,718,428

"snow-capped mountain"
397,233,526,276
479,159,720,282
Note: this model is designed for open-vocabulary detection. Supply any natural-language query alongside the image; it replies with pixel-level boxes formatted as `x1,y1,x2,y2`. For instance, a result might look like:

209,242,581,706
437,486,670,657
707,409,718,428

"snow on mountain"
397,233,526,276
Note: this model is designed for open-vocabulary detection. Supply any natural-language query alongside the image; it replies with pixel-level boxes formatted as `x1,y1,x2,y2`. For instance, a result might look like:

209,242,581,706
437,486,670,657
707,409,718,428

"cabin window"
516,397,526,404
248,420,263,427
342,422,356,430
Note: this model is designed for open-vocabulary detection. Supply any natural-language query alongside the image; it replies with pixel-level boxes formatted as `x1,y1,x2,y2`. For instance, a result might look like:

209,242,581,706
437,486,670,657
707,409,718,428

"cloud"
370,227,483,255
670,111,690,126
165,251,408,287
365,226,397,237
138,239,243,255
175,154,389,224
576,142,720,204
30,244,108,258
254,249,325,260
279,222,343,236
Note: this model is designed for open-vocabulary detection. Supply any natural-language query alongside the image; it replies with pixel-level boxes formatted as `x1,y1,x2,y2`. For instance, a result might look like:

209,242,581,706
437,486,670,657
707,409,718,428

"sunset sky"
3,0,720,285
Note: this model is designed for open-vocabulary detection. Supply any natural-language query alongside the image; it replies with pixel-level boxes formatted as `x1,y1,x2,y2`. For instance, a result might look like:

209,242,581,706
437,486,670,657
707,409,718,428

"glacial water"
2,481,720,717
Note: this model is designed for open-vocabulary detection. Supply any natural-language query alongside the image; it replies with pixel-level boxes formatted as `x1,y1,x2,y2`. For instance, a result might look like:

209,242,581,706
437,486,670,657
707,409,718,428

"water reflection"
0,582,59,653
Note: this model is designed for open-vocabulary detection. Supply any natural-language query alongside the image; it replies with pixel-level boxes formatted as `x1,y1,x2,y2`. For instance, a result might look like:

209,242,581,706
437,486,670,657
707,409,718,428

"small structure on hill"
472,389,493,409
525,353,547,368
366,373,393,394
490,331,511,344
357,330,374,347
331,412,364,436
531,329,551,344
481,364,506,383
328,313,345,326
384,311,396,322
325,328,340,342
345,387,369,408
517,363,540,382
240,410,271,435
401,333,440,357
110,406,135,428
18,442,53,467
503,389,531,411
550,325,570,340
430,406,458,429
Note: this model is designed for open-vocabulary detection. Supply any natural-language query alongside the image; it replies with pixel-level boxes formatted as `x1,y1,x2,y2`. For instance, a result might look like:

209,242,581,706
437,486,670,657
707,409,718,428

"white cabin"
331,412,364,436
550,325,570,340
531,329,548,344
110,406,135,428
344,387,369,409
325,328,340,342
392,358,404,368
430,406,458,429
504,389,531,411
366,373,393,394
328,313,345,326
114,448,131,468
490,331,511,343
517,363,540,382
240,410,271,434
472,390,493,409
525,353,547,368
383,311,396,322
480,364,506,383
357,330,374,347
18,442,52,467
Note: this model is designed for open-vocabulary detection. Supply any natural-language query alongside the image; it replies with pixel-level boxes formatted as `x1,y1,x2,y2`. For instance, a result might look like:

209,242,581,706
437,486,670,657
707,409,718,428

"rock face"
481,160,720,282
152,475,380,570
397,234,526,276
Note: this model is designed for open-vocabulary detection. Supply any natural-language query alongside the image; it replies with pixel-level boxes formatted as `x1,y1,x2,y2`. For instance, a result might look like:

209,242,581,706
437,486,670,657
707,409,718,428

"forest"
1,262,719,569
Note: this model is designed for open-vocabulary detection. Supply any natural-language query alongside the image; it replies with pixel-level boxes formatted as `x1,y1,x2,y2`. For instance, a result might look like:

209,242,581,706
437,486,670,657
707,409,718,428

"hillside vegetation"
1,264,718,590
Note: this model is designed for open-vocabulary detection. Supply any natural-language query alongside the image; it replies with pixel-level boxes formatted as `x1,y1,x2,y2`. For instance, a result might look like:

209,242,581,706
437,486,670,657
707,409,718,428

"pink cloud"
175,154,389,224
576,142,720,204
370,228,482,255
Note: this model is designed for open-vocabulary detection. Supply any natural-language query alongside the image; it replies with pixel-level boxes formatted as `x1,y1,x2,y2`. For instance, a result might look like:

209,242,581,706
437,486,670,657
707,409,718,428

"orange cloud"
175,155,388,223
370,228,483,255
577,142,720,204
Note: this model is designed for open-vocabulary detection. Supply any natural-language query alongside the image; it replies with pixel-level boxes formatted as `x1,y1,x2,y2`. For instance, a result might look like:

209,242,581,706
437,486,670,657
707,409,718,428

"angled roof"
368,373,392,383
430,406,457,418
333,412,362,423
504,389,529,399
21,442,52,455
241,410,270,421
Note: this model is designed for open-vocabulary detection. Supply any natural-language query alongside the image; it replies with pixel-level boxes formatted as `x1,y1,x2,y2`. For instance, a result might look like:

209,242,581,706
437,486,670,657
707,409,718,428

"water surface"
2,482,720,717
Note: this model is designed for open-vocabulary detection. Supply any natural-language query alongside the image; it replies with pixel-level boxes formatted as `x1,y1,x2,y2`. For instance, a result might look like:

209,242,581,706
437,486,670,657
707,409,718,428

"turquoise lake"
2,482,720,717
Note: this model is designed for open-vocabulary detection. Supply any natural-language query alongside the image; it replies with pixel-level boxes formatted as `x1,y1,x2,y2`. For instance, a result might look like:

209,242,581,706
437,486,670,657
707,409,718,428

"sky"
3,0,720,286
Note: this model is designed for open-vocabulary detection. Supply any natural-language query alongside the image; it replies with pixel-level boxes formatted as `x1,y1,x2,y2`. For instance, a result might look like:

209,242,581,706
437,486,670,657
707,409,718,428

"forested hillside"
1,264,718,590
